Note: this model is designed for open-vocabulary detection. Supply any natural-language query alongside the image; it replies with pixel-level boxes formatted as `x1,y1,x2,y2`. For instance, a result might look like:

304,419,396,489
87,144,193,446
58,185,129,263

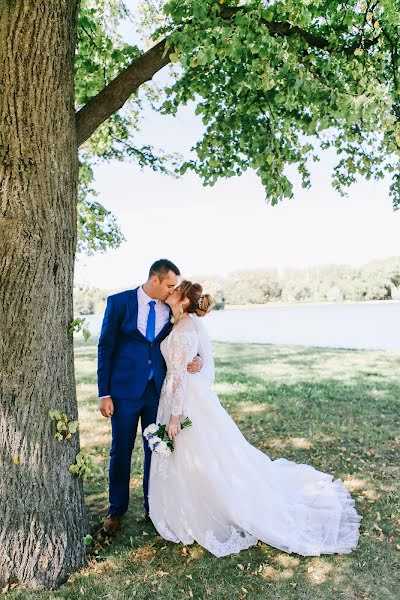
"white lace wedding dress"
148,314,361,557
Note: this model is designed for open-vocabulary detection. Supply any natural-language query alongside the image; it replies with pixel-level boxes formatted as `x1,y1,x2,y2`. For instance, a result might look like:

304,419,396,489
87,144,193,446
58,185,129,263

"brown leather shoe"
103,514,121,535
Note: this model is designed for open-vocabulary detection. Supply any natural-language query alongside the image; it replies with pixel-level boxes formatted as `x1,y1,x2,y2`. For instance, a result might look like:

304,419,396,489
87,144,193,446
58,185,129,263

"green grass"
10,340,400,599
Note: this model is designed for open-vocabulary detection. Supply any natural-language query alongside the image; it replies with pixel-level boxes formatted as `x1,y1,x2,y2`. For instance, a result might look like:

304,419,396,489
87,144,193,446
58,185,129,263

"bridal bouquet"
143,417,192,456
143,418,192,456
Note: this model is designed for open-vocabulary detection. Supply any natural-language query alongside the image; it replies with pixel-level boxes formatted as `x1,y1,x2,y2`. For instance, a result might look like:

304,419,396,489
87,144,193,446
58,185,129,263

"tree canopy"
75,0,400,253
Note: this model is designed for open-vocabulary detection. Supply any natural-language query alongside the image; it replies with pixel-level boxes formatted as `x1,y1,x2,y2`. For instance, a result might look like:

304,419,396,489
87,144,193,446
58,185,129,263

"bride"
148,281,361,558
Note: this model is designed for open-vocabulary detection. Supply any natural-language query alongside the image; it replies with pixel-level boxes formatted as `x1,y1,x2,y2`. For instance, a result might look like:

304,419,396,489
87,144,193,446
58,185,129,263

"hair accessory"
197,296,203,310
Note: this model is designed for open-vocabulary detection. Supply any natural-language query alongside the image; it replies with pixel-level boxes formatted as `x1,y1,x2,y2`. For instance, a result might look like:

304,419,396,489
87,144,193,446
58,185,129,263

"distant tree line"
74,258,400,315
222,258,400,306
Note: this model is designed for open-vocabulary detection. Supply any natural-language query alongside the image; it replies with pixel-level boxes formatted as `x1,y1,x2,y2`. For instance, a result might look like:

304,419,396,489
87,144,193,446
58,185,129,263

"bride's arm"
166,333,193,437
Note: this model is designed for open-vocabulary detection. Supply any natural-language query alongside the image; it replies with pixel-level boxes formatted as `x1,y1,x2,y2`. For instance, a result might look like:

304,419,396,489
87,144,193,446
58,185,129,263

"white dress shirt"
99,286,170,399
137,285,170,337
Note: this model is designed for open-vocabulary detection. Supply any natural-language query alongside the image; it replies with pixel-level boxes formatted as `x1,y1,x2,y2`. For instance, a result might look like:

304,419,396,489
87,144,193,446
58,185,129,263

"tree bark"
0,0,86,588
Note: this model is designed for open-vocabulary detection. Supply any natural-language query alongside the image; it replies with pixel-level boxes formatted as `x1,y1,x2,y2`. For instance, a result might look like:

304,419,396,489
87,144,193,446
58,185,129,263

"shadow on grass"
8,340,399,599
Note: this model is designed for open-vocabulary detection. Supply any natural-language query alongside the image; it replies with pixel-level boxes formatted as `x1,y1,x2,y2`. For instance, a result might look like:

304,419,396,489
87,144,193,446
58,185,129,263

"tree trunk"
0,0,86,588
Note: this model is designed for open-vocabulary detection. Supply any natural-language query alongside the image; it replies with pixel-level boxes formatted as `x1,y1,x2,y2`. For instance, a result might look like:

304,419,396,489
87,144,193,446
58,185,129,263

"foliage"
225,269,282,304
368,255,400,287
76,0,140,108
156,0,400,206
188,274,226,309
69,452,97,479
69,317,92,341
74,1,400,255
75,258,400,311
84,534,94,547
77,157,125,255
49,409,80,442
74,286,96,316
75,0,180,254
223,258,400,305
74,285,111,315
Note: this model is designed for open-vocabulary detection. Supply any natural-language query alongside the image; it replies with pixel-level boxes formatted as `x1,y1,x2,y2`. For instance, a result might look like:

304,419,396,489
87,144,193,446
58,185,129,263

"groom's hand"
187,355,202,374
99,396,114,418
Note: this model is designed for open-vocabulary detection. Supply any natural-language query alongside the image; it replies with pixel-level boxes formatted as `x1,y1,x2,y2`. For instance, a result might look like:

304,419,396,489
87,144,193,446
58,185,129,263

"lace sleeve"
168,332,195,417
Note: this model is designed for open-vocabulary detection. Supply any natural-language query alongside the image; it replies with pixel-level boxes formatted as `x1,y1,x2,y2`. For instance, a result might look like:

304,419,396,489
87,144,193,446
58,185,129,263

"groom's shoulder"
107,288,138,304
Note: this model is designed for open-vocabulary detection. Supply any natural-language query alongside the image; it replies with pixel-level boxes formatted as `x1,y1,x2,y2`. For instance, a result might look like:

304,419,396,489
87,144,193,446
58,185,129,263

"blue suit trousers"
108,378,159,516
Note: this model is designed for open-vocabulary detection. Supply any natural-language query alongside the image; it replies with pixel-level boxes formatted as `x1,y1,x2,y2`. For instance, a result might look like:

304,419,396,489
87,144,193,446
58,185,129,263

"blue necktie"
146,301,156,379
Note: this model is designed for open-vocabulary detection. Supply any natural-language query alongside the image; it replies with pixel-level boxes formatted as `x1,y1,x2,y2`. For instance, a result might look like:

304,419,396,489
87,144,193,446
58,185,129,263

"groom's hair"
149,259,180,281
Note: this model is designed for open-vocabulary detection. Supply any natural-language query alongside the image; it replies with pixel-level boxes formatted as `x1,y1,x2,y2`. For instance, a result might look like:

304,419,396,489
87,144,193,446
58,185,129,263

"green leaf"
68,421,79,434
169,52,179,63
49,408,61,421
82,328,91,342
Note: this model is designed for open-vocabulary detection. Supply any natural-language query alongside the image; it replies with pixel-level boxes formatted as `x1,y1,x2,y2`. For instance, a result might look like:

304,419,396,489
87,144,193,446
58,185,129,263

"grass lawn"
10,339,400,599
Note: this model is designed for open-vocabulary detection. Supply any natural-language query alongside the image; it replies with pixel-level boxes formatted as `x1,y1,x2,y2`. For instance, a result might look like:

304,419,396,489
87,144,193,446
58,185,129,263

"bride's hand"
168,415,181,439
187,355,202,374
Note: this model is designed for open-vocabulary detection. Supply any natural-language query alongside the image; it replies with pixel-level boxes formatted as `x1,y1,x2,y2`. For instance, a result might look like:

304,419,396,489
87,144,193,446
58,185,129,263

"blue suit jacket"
97,288,173,400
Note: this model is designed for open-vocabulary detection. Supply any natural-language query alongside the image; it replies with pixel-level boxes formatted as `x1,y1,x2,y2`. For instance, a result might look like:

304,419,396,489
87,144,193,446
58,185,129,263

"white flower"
143,423,159,439
148,435,162,449
156,441,172,456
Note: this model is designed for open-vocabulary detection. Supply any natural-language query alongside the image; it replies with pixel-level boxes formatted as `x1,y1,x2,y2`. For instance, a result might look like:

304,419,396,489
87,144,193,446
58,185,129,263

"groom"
97,259,201,534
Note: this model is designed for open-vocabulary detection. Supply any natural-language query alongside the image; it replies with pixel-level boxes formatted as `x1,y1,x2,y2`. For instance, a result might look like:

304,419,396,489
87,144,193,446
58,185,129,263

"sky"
75,3,400,290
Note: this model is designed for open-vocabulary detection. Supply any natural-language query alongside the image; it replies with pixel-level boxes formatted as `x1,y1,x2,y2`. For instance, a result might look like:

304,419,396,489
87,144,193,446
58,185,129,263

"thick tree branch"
220,6,380,54
76,7,381,146
76,39,169,146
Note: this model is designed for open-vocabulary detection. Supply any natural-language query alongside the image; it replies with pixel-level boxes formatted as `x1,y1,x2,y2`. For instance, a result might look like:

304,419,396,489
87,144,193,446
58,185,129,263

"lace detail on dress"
149,314,361,559
158,319,199,423
204,527,258,557
152,454,170,480
154,520,180,543
169,332,193,416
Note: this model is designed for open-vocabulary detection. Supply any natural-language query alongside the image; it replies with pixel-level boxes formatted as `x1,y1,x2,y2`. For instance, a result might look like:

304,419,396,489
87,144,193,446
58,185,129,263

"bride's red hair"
175,280,213,317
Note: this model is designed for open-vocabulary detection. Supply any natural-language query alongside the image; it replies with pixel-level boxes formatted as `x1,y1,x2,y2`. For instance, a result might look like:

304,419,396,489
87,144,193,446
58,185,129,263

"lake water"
83,301,400,351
